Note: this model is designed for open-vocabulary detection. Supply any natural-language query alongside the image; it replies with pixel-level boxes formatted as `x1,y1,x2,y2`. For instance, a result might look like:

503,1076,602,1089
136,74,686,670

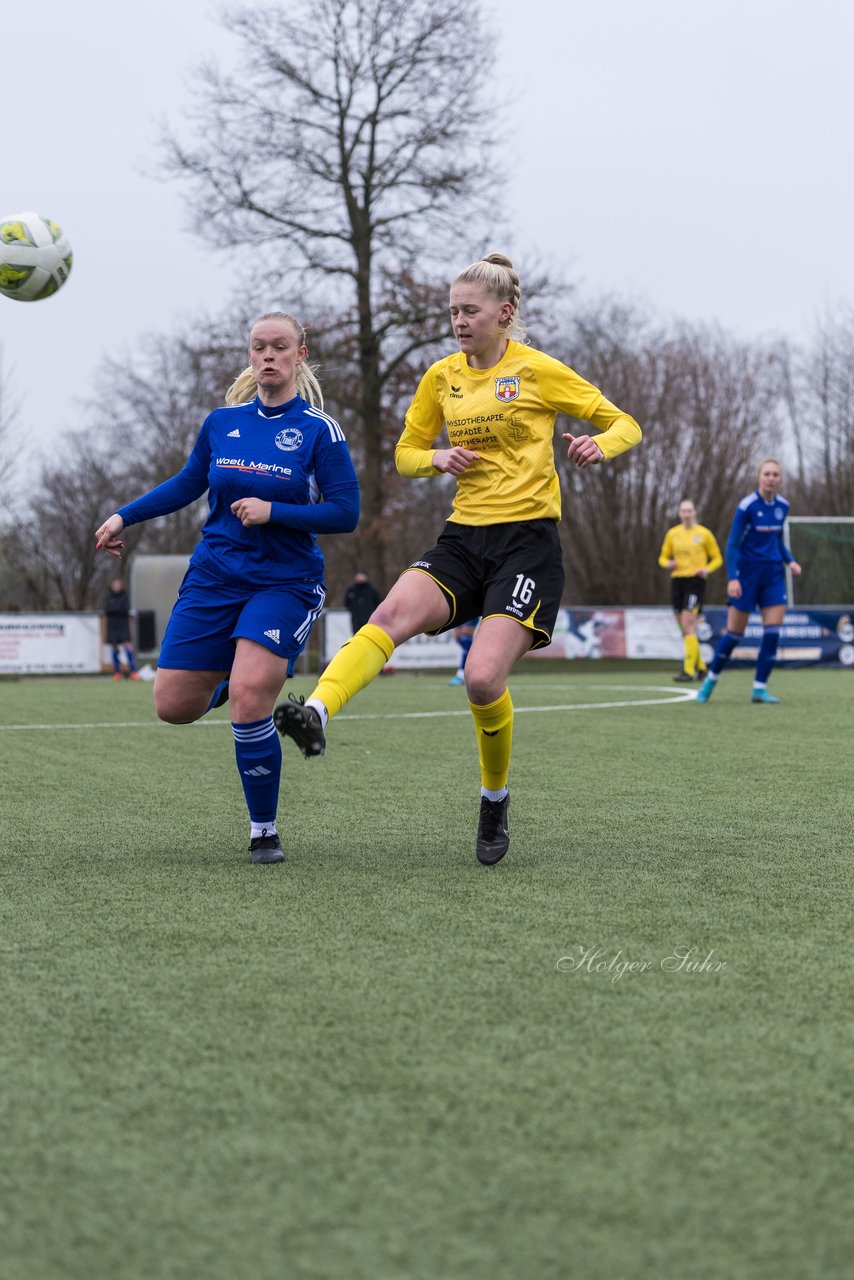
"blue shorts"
157,564,326,671
729,562,787,613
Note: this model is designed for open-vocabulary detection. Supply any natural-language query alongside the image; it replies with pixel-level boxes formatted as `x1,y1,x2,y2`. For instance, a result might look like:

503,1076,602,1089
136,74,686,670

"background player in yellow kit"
658,500,723,682
276,253,642,864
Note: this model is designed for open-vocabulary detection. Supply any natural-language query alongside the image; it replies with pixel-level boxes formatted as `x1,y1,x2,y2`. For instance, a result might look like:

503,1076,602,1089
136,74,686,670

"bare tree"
3,436,128,611
551,301,784,604
162,0,499,583
782,307,854,516
0,347,25,608
0,344,21,519
84,322,248,556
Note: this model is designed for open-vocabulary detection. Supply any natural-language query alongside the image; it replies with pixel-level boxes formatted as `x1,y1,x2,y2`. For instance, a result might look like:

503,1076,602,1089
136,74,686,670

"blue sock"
754,627,780,685
710,631,742,676
232,717,281,824
125,647,137,674
459,633,473,669
111,647,122,675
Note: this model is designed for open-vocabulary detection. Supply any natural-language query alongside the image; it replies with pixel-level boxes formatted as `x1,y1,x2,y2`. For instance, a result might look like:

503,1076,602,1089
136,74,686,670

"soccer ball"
0,212,73,302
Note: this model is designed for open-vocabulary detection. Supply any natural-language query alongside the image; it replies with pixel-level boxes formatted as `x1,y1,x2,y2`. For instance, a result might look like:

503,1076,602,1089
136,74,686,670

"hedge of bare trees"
2,298,851,614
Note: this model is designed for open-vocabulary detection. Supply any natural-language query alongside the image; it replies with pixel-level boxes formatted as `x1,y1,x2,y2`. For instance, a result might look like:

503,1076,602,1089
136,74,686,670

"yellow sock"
469,689,513,791
682,633,695,676
313,623,395,720
690,633,705,672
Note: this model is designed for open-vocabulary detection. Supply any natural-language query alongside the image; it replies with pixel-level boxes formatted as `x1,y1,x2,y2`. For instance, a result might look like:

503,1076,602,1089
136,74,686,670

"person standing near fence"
344,571,381,634
275,253,642,864
697,459,801,704
658,501,722,682
104,577,140,681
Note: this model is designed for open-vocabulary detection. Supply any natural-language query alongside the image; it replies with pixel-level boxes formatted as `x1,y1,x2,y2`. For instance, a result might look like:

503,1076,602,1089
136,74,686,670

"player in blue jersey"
448,618,479,685
696,459,801,704
95,312,360,863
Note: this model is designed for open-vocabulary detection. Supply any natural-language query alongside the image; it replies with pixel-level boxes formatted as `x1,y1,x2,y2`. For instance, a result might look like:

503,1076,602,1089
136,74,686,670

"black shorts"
406,519,564,650
671,576,706,614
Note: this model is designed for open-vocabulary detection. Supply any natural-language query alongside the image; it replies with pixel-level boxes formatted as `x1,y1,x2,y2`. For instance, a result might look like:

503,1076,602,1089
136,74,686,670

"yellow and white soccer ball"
0,211,73,301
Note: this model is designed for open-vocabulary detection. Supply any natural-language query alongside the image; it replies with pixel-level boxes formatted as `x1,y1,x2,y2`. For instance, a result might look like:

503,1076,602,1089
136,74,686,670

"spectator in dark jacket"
104,578,139,680
344,571,381,634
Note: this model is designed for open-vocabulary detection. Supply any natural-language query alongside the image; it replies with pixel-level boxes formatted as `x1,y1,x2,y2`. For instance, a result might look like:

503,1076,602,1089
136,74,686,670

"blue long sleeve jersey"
725,490,793,579
117,394,360,587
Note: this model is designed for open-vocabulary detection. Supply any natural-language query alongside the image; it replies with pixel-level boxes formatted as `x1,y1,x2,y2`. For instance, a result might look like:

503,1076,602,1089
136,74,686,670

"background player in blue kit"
448,618,479,685
95,312,360,863
697,459,802,704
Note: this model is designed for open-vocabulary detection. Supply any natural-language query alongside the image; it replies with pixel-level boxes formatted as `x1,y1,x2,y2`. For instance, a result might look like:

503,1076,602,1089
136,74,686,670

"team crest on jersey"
275,427,304,452
495,376,520,402
775,507,783,519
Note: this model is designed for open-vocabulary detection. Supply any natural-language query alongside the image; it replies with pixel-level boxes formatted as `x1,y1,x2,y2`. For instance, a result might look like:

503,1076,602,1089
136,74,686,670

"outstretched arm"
95,426,211,557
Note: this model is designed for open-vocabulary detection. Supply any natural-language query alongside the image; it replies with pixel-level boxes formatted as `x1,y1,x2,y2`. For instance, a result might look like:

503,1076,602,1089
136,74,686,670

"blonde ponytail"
226,312,324,408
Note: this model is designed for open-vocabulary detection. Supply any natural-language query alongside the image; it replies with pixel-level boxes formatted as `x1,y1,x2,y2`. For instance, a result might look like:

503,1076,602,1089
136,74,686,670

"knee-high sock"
124,646,137,674
687,633,700,673
710,631,742,676
313,623,395,720
469,689,513,792
754,626,781,686
690,634,706,672
459,632,474,670
233,717,281,824
111,646,122,674
682,633,695,675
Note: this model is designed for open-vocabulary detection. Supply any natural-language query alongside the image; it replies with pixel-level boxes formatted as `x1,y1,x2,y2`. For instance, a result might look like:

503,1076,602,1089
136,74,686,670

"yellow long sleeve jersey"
658,524,723,577
394,341,642,525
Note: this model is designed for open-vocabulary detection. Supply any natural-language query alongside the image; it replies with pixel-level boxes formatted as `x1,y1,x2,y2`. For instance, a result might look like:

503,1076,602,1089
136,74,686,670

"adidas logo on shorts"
264,629,281,644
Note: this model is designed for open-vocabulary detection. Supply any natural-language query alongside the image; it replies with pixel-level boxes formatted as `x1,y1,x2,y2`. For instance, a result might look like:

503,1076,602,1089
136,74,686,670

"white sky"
3,0,854,461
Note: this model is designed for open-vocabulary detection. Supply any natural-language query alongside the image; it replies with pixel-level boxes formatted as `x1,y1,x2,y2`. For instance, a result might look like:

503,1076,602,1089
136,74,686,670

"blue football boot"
695,676,717,703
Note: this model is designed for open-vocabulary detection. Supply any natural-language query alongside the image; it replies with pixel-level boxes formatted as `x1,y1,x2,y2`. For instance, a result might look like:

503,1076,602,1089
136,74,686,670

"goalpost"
784,517,854,606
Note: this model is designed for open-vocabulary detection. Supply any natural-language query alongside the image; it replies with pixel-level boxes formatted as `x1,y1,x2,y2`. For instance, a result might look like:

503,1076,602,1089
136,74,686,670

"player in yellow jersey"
658,501,723,682
275,253,642,864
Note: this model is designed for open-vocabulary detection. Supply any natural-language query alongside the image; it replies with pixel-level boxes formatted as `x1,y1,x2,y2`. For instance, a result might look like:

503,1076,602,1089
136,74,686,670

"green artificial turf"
1,666,852,1279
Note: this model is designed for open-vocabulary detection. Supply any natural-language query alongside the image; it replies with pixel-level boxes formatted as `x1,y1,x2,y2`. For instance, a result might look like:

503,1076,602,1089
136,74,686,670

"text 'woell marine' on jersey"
394,340,642,525
117,395,360,587
658,524,723,577
726,490,794,578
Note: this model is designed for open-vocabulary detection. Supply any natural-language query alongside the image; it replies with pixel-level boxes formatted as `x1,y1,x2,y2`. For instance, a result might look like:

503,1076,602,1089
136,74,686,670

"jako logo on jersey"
264,629,281,644
227,428,241,438
495,376,520,402
275,427,304,452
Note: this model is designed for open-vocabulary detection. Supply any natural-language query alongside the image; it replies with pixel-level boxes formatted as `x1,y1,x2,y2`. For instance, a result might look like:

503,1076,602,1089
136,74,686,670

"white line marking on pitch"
0,686,695,731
